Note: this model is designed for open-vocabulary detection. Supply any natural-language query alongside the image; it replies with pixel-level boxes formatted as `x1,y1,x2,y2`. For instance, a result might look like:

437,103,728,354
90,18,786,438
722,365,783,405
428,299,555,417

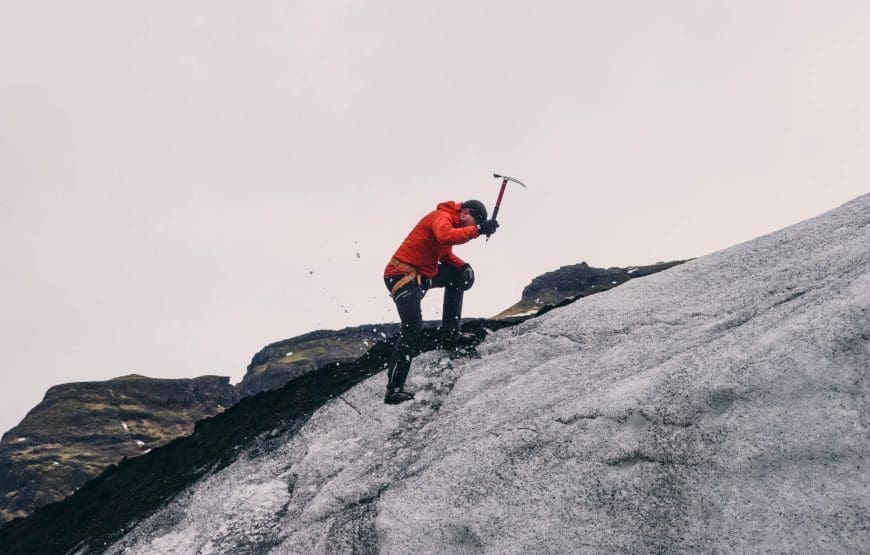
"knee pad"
459,265,475,291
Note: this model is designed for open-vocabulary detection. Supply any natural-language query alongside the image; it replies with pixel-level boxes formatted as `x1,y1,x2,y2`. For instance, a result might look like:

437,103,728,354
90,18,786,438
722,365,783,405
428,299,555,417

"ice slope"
108,194,870,553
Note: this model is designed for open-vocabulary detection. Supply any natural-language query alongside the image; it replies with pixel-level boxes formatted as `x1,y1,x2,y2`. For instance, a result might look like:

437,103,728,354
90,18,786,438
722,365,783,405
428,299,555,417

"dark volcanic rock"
494,260,687,318
0,374,239,524
240,323,418,397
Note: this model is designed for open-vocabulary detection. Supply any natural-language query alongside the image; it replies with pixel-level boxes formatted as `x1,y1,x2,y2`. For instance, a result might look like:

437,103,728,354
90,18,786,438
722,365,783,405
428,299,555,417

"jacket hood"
436,201,462,224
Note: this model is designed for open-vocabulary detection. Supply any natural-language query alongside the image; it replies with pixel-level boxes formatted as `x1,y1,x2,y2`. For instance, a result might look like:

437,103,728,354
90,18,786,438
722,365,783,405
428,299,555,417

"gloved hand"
459,264,475,291
478,219,499,236
420,275,432,291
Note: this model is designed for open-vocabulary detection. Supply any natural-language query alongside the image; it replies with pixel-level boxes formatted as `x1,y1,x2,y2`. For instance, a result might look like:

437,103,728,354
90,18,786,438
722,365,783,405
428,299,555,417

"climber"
382,200,499,404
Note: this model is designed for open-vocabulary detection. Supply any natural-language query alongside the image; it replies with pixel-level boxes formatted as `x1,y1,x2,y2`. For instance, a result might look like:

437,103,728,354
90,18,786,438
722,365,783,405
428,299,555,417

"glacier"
107,194,869,553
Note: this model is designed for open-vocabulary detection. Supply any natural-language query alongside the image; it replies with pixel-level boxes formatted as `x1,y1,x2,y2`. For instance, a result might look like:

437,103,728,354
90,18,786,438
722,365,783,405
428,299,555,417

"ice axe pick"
487,173,527,240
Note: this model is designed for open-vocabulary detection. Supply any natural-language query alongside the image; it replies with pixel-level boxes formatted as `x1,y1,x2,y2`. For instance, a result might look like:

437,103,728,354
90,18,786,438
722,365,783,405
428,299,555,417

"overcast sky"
1,1,868,434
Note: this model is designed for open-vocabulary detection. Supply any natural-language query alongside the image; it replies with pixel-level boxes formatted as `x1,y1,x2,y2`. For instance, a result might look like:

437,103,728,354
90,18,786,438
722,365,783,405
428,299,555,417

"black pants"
383,263,466,390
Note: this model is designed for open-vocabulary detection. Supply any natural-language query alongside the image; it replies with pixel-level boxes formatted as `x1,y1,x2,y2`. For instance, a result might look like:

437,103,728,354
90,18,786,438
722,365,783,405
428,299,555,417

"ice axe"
487,173,527,240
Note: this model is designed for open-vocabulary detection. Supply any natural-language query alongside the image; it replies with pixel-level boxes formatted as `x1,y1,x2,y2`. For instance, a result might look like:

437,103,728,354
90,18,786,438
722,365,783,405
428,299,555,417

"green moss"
275,337,367,365
276,352,309,364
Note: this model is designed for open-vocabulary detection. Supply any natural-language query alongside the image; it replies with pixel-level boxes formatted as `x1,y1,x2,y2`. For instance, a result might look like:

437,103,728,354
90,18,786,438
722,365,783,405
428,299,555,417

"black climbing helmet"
462,200,487,223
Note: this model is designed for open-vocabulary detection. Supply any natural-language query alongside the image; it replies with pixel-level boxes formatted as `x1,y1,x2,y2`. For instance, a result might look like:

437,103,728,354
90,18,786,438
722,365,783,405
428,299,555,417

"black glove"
419,275,432,292
478,219,499,236
459,264,475,291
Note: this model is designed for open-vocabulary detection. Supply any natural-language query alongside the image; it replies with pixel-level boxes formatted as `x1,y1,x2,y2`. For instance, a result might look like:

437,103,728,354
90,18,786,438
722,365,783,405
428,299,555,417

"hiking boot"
440,328,477,349
384,387,415,405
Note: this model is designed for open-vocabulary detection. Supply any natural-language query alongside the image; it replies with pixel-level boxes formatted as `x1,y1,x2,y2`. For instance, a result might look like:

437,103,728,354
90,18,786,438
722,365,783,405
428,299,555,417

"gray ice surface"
108,194,870,554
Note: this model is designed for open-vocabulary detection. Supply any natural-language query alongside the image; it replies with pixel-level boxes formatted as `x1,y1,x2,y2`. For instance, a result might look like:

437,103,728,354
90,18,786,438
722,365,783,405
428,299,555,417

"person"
382,200,499,404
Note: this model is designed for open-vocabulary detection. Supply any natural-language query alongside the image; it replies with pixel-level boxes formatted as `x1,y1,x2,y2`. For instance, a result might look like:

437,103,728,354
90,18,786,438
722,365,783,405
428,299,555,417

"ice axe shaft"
487,173,527,240
492,174,526,220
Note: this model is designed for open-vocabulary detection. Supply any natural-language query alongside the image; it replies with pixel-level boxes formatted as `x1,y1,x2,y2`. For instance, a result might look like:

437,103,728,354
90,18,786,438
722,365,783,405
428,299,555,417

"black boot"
384,386,415,404
384,325,420,404
440,327,477,348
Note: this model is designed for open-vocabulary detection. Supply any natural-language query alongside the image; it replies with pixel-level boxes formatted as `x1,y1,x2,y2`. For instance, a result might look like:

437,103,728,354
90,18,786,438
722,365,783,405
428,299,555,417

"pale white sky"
1,1,868,434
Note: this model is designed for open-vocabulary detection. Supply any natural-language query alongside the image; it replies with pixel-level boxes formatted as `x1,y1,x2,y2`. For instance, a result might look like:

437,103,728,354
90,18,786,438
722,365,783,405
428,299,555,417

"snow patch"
511,309,540,318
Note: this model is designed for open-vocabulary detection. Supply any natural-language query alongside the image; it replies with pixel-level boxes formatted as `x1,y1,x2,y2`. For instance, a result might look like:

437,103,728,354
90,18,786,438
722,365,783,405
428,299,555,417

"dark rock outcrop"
0,375,239,524
238,324,403,397
494,260,687,319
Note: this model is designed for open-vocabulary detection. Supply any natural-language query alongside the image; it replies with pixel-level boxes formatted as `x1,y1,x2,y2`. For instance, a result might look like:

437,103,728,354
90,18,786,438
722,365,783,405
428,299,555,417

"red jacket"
384,201,480,278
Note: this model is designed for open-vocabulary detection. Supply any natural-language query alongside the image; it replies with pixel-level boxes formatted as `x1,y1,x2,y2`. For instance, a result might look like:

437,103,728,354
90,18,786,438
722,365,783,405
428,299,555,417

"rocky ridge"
494,260,687,318
238,324,402,397
0,375,239,524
